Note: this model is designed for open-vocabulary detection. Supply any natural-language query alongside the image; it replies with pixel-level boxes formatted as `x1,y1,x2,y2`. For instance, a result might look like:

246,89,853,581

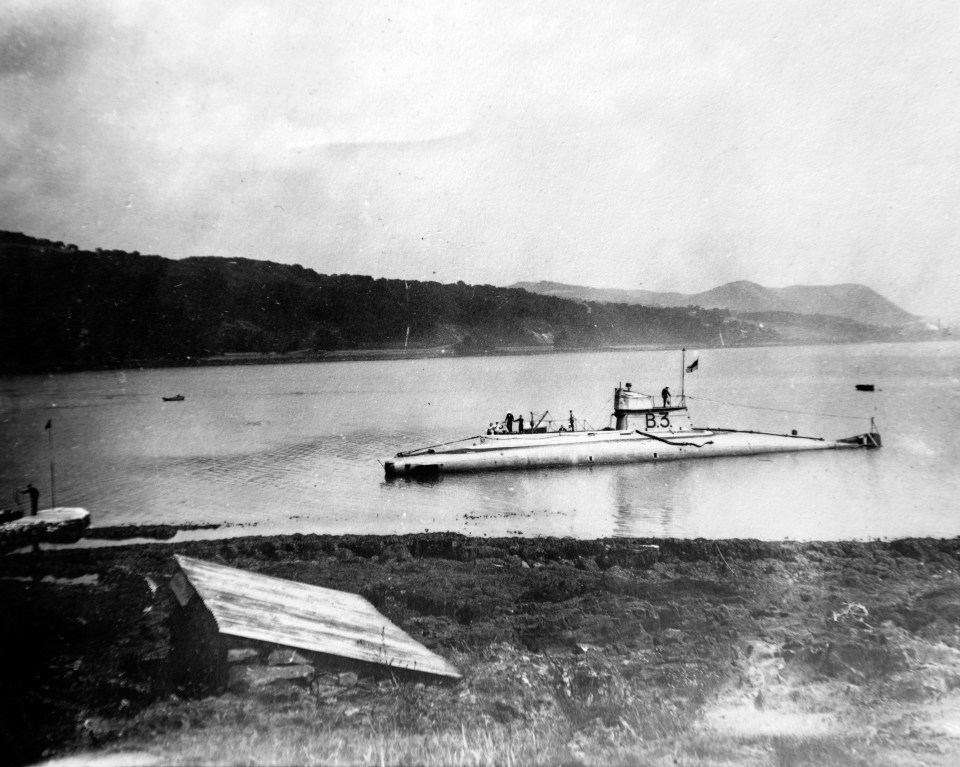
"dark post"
46,420,56,510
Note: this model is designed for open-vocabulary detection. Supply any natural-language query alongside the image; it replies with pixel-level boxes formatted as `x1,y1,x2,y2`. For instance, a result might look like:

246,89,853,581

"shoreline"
4,532,960,766
79,523,954,545
3,337,948,377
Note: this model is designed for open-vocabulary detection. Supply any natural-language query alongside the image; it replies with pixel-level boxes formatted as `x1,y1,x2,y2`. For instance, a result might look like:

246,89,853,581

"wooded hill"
0,231,914,374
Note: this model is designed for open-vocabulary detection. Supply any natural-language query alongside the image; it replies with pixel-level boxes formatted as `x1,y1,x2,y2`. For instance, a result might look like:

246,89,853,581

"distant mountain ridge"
510,280,916,326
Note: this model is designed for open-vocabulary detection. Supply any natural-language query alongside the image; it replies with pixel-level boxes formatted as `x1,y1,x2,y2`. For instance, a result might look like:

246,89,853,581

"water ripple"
165,440,325,484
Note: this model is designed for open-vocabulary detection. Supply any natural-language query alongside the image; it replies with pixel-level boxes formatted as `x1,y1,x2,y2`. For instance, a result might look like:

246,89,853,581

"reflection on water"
610,462,688,537
1,341,959,541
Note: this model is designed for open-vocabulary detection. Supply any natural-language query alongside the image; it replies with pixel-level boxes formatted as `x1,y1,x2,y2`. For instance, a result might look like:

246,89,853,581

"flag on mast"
685,358,699,373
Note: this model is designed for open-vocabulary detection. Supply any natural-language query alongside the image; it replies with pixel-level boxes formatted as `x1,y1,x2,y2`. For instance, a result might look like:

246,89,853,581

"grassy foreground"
3,533,960,766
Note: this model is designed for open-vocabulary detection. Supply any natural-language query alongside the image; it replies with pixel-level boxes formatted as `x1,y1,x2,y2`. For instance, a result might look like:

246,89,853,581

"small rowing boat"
163,394,185,402
0,507,91,554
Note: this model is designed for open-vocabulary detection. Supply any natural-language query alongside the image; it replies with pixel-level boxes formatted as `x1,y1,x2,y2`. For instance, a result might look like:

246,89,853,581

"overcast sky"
2,0,958,319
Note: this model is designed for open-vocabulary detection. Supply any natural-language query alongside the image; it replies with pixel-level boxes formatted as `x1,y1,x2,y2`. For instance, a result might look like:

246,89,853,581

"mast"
680,348,686,406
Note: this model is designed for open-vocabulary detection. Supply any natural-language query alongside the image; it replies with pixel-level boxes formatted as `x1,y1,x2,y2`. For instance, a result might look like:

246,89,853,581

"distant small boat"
163,394,185,402
855,384,875,392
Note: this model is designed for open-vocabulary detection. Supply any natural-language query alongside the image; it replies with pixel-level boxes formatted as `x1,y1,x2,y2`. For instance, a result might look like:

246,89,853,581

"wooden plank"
169,571,197,607
174,555,460,679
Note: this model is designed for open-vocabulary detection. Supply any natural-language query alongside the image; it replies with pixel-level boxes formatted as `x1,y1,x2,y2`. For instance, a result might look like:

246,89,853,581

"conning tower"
613,383,693,433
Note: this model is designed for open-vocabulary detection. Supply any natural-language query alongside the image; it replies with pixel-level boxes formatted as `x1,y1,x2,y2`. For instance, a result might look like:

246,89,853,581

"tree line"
1,231,781,373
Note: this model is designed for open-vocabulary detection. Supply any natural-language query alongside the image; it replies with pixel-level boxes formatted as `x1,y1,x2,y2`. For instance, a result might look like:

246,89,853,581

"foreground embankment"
3,533,960,766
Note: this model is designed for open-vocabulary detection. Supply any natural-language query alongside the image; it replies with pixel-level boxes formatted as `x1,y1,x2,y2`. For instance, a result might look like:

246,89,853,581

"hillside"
508,281,691,308
512,279,916,326
1,232,781,374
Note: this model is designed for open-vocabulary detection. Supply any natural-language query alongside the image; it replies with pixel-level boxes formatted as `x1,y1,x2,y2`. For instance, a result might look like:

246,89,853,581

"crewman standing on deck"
661,387,671,407
505,412,514,433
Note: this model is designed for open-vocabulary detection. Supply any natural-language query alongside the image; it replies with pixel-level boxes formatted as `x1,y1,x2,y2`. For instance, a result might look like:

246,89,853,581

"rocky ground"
2,533,960,766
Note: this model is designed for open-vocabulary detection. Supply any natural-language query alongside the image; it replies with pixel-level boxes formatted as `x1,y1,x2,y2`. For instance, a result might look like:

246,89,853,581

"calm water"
1,342,958,541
